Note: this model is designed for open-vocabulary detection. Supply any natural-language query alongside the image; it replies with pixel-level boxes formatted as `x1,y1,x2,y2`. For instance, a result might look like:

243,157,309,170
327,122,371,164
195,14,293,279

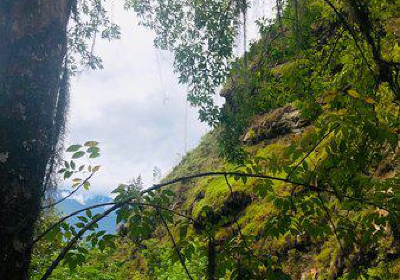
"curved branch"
40,201,122,280
41,173,94,209
286,124,339,179
34,201,193,245
34,201,114,244
40,171,391,279
158,209,194,280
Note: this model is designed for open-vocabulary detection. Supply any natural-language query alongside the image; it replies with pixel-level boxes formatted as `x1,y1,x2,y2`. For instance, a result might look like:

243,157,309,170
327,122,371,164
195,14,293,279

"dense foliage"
31,0,400,279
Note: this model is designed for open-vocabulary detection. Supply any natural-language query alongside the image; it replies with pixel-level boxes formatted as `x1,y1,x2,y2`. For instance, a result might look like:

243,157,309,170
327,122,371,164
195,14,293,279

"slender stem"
40,171,390,279
317,192,347,259
158,209,194,280
287,124,339,179
34,202,193,245
41,173,94,209
34,202,114,244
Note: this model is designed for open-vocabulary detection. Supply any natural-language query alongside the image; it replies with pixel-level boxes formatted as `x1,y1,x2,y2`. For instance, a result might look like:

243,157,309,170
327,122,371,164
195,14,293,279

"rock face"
193,191,252,232
242,106,310,144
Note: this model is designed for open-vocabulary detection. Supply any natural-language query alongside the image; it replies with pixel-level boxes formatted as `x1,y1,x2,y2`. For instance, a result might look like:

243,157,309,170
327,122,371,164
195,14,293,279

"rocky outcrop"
193,191,252,232
242,105,310,144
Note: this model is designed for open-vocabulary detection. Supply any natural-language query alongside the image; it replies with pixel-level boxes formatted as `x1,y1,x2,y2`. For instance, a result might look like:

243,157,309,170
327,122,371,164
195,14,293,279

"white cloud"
66,6,209,196
65,0,275,197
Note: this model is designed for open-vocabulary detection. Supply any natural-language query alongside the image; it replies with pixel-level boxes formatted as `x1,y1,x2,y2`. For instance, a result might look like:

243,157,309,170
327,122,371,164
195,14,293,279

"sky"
65,0,274,199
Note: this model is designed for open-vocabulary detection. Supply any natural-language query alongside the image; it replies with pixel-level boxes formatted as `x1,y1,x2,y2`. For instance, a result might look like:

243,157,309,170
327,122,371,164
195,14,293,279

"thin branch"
34,201,193,245
146,171,311,192
41,173,94,209
39,171,391,279
317,192,348,260
322,0,375,76
40,201,122,280
157,209,194,280
224,175,268,267
33,202,114,244
286,124,339,179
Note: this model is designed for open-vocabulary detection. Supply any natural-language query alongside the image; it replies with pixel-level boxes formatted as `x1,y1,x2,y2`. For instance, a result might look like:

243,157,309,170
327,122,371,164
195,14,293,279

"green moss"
270,59,309,78
238,202,276,235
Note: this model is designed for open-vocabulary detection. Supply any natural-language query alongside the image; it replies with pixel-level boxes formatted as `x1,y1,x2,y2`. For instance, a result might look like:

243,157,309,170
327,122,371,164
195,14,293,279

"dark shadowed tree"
0,1,75,278
0,0,119,278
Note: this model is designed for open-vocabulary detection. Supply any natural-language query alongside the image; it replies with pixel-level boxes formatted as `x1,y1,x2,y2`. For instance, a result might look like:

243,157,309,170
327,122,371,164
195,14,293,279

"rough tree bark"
0,0,73,278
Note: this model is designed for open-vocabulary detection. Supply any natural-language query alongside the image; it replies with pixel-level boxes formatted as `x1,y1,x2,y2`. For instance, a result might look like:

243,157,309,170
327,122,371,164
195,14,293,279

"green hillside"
31,0,400,279
122,0,400,278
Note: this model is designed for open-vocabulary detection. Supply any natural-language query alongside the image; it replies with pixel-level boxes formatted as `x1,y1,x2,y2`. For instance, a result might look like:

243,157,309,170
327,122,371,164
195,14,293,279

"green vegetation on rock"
31,0,400,279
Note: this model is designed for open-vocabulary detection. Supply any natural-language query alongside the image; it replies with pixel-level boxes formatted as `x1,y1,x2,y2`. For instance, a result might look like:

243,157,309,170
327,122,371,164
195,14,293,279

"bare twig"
317,192,347,259
158,209,194,280
34,201,193,245
34,202,114,244
286,124,339,179
41,173,94,209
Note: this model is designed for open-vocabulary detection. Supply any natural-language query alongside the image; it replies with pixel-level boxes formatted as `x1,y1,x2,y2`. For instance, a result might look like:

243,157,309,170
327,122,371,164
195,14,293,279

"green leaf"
87,146,100,154
85,209,92,218
84,141,99,147
83,181,90,190
162,189,175,197
348,89,360,98
72,151,85,159
89,152,100,158
76,222,85,228
254,183,272,197
92,165,101,172
64,171,73,180
67,145,82,152
78,216,88,223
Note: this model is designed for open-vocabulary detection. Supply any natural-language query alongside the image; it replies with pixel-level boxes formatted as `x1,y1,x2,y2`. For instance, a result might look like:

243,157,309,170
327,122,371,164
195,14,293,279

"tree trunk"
0,0,73,278
207,237,216,280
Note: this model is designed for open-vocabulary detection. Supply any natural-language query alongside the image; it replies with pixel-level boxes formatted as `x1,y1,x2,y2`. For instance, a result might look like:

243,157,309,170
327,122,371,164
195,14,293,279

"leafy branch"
286,124,340,179
38,168,394,279
41,173,94,210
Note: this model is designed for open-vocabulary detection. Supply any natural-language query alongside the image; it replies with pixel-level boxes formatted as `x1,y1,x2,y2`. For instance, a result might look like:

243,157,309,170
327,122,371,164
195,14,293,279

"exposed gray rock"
242,106,310,144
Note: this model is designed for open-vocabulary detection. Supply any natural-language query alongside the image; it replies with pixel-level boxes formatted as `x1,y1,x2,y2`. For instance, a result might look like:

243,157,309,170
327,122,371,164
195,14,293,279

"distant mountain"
56,195,117,234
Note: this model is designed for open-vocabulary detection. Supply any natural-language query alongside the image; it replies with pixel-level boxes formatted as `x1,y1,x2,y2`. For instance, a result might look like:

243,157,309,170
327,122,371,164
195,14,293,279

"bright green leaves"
66,144,82,152
87,146,101,158
254,180,273,198
65,142,101,159
61,142,102,179
72,151,85,159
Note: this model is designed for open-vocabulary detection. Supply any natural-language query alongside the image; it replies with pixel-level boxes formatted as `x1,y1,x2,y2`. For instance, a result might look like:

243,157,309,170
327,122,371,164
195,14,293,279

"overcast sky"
65,0,274,199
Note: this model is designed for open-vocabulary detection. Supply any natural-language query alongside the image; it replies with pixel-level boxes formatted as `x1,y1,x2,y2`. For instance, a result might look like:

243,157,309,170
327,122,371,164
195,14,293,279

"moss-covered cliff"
124,0,400,278
33,1,400,279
